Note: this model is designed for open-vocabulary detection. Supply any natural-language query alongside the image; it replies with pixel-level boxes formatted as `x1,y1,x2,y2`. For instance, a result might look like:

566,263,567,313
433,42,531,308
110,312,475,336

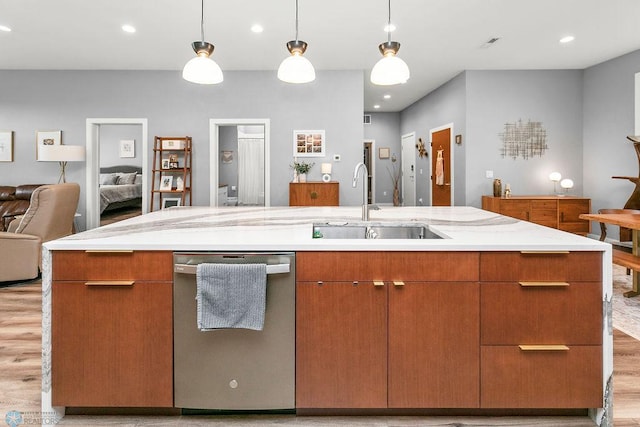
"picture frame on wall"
0,131,13,162
293,130,325,157
119,139,135,158
36,130,62,160
379,147,390,159
162,197,182,209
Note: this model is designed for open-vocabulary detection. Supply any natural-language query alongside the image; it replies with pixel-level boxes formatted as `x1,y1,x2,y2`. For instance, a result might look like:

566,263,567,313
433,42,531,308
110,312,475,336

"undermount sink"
312,222,446,240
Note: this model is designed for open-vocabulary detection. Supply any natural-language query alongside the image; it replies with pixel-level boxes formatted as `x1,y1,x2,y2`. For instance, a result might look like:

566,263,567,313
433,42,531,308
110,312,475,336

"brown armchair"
0,183,80,282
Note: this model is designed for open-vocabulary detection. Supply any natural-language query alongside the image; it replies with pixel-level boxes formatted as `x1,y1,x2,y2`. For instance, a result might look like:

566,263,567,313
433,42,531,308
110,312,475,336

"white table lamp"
321,163,332,183
39,145,86,183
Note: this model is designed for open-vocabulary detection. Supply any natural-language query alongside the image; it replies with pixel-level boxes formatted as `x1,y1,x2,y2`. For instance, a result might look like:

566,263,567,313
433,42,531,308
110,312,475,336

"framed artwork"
0,131,13,162
293,130,325,157
379,147,390,159
162,197,182,209
119,139,135,158
161,159,170,169
36,130,62,160
159,175,173,191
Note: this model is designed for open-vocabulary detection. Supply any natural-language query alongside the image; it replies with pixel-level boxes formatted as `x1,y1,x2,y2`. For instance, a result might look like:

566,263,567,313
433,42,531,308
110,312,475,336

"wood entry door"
431,127,452,206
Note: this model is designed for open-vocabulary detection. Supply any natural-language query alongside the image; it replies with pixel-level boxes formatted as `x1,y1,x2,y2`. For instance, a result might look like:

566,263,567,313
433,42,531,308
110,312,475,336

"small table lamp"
549,171,562,194
321,163,332,183
39,145,86,183
560,178,574,194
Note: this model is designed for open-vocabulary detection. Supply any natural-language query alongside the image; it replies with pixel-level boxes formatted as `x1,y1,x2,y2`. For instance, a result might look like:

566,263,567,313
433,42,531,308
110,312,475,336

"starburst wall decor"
499,119,548,160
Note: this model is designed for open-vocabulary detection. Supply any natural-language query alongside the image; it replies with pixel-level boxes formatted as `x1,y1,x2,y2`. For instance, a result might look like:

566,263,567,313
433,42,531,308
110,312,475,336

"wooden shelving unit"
150,136,192,212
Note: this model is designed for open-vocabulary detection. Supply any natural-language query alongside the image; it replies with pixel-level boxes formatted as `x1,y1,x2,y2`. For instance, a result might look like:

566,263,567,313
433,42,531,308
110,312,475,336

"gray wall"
583,49,640,240
400,72,467,206
99,124,143,169
0,70,364,228
465,70,584,208
363,112,401,204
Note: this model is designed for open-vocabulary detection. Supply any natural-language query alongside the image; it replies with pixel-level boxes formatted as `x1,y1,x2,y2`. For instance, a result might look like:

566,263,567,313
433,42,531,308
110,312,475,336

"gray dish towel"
196,263,267,331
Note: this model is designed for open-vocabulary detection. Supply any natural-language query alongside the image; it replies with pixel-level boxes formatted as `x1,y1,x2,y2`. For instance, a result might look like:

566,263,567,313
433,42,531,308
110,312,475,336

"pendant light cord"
295,0,299,42
200,0,205,42
387,0,391,43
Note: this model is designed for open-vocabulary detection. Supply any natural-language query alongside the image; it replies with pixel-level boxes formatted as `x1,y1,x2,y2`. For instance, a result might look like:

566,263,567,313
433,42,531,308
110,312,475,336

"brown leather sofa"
0,185,44,231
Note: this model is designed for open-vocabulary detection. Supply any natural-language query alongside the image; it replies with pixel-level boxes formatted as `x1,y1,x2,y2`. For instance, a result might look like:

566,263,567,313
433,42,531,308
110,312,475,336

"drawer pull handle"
393,281,405,286
519,281,570,287
84,250,134,254
519,250,570,254
85,281,135,286
519,345,569,351
373,281,385,287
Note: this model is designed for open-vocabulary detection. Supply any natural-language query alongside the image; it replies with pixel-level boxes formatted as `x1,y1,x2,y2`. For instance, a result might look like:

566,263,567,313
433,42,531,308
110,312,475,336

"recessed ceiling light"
384,23,396,33
251,24,264,33
383,94,391,99
0,25,11,32
373,104,381,109
122,24,136,33
559,35,575,44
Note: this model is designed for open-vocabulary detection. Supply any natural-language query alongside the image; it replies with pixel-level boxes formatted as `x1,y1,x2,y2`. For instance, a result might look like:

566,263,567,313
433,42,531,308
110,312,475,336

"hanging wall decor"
499,119,548,160
416,138,427,158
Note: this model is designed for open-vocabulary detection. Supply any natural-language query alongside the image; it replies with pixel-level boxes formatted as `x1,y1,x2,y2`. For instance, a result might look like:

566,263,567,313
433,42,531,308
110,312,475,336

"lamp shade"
38,145,85,162
183,55,224,85
321,163,332,174
548,171,562,182
560,178,574,189
278,52,315,84
371,41,410,86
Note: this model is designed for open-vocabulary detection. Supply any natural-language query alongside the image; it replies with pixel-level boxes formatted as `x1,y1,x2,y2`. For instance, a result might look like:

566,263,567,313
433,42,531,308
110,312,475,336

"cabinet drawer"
499,200,529,221
52,250,173,281
481,345,602,408
481,281,602,345
480,251,601,282
297,251,479,281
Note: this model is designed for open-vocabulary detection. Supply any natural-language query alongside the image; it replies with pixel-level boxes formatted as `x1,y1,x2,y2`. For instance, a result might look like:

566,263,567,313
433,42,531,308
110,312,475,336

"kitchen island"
41,206,613,425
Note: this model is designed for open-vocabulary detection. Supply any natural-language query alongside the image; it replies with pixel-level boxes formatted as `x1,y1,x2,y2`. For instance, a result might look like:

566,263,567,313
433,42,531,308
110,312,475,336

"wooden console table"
580,212,640,297
289,182,339,206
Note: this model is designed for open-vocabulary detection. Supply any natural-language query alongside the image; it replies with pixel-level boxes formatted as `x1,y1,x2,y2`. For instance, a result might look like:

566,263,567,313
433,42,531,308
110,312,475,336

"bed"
99,165,143,214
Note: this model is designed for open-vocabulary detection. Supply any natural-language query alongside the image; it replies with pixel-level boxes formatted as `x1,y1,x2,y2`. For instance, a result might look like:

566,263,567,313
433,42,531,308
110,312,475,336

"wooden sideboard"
289,182,339,206
482,195,590,235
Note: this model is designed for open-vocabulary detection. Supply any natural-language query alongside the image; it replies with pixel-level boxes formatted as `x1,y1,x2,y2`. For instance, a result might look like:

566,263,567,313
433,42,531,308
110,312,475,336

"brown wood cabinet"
479,251,603,408
51,251,174,407
289,182,339,206
296,252,480,409
481,195,590,234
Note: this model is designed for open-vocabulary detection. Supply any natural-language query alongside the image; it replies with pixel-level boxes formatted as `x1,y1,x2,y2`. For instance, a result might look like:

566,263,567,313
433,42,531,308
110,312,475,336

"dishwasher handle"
174,263,290,275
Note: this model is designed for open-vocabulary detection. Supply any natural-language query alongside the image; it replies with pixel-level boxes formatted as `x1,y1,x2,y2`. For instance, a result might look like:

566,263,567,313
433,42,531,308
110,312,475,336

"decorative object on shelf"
388,156,401,206
504,183,511,198
36,130,62,160
162,197,182,209
455,134,462,145
499,119,548,160
492,179,502,197
321,163,332,183
291,160,314,183
162,158,170,169
159,175,173,191
277,0,315,84
182,0,223,84
549,171,562,194
293,130,325,157
119,139,135,158
379,147,390,159
560,178,574,194
416,138,427,158
612,135,640,210
0,131,13,162
370,0,410,86
176,176,184,191
38,144,85,183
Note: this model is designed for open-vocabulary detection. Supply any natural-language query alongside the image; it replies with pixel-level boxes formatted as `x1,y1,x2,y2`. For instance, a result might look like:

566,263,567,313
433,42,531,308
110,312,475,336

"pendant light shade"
183,0,223,85
278,0,315,84
370,1,410,86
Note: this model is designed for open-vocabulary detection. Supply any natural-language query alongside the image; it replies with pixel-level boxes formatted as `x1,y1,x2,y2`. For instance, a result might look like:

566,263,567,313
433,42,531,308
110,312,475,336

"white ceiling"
1,0,640,112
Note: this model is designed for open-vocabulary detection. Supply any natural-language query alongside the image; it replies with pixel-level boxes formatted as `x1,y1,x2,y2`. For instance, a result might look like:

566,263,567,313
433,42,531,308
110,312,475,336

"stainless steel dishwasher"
173,252,295,411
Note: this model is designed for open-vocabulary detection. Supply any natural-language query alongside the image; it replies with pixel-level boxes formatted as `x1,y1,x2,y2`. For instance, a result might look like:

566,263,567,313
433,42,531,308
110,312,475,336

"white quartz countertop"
43,206,610,252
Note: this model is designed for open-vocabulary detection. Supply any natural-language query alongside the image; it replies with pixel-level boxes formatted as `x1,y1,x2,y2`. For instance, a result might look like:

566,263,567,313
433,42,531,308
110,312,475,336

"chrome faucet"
352,162,369,221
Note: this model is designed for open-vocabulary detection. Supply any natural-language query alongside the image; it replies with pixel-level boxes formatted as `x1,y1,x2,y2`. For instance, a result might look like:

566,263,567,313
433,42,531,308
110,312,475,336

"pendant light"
370,0,410,86
278,0,315,84
182,0,223,85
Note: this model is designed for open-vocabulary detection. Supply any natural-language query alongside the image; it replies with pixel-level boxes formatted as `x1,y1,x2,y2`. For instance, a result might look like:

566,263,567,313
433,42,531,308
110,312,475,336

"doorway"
86,118,148,230
401,132,416,206
430,124,454,206
209,119,270,207
363,140,375,204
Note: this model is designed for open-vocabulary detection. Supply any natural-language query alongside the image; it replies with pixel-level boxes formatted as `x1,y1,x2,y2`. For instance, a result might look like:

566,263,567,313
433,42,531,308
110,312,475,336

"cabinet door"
52,280,173,407
499,200,530,221
558,199,590,234
388,281,480,408
296,281,387,408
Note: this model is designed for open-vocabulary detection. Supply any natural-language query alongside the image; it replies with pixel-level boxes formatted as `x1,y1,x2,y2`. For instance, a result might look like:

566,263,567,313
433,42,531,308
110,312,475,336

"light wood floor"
1,282,638,426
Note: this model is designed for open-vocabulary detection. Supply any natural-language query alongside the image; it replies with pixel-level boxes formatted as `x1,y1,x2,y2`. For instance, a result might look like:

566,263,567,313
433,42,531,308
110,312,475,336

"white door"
401,132,416,206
